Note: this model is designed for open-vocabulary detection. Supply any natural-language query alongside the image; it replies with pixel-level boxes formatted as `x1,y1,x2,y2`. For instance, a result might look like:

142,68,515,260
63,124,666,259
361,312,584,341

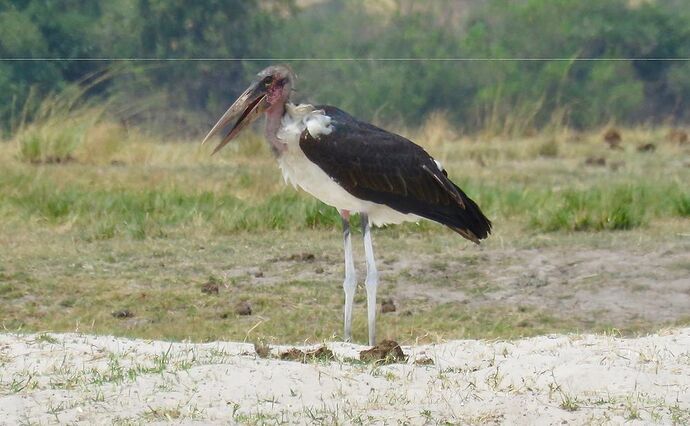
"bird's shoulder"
302,105,428,156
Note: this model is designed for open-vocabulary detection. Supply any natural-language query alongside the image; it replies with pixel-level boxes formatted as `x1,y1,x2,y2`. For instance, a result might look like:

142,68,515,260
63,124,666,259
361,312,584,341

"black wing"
299,106,492,243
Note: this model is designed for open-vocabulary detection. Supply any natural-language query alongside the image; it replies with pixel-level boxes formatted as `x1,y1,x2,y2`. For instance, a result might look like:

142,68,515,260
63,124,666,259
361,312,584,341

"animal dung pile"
201,276,223,295
279,346,335,363
603,128,622,149
381,298,397,313
234,301,252,316
359,340,407,363
111,309,134,319
584,156,606,166
253,342,335,363
284,252,316,262
201,280,220,295
637,143,656,153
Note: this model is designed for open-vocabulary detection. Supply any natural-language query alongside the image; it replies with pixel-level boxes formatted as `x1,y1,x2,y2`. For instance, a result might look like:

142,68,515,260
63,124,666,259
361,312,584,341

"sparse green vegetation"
559,393,581,412
3,167,686,237
670,404,690,425
528,186,657,232
2,330,688,425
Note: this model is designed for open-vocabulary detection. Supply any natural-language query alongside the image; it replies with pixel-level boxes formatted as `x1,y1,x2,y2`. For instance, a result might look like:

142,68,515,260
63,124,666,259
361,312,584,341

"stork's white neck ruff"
278,103,333,143
268,102,419,226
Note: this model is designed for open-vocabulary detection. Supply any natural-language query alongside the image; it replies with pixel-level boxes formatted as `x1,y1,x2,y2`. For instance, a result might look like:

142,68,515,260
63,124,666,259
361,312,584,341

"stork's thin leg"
341,210,357,342
361,213,379,346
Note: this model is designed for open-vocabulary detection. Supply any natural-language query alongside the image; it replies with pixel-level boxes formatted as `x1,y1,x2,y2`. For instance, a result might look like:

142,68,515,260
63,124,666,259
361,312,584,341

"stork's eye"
262,76,273,86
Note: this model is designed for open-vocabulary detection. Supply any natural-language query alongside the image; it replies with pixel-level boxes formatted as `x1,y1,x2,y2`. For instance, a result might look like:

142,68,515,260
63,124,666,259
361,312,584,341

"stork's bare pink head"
202,64,295,154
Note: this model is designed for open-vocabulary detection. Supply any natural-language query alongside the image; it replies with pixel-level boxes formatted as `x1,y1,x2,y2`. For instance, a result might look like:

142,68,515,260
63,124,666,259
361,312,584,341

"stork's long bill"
202,80,270,155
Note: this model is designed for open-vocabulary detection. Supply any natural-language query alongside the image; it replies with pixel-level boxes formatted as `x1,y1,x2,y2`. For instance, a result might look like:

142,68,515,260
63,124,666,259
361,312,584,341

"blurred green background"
1,0,689,137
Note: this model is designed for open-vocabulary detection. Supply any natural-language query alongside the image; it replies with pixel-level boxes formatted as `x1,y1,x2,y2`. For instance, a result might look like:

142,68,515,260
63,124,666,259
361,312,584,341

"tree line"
1,0,689,135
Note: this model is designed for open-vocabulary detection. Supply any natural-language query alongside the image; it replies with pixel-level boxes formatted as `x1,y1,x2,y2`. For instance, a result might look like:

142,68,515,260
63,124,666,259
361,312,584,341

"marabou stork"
203,65,491,346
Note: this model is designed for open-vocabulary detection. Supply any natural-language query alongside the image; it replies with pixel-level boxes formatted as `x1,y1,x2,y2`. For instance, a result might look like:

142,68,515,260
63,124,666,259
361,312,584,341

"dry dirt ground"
217,232,690,337
1,329,689,425
383,240,690,328
2,229,689,344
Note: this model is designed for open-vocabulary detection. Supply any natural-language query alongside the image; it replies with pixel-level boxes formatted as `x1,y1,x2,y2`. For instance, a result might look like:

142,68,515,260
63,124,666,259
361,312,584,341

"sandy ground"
1,329,689,425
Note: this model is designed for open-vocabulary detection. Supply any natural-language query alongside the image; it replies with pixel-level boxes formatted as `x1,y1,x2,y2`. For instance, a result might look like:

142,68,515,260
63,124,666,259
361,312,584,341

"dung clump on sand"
280,346,335,363
253,341,335,363
360,340,407,364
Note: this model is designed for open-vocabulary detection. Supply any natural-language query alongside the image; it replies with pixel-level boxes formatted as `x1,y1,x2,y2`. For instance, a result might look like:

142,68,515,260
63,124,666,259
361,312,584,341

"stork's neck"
265,102,287,156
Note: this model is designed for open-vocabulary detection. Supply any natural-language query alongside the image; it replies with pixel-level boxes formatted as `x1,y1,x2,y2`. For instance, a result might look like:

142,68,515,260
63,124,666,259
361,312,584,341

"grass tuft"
17,121,84,164
675,195,690,217
536,138,560,158
529,186,652,232
11,77,109,164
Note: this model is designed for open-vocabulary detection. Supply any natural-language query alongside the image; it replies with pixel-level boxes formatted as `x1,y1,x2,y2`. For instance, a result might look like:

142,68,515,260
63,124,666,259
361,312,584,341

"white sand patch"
1,329,689,424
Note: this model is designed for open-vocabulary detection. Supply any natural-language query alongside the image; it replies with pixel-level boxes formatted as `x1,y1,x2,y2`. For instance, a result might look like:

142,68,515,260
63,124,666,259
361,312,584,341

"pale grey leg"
361,213,379,346
341,210,356,342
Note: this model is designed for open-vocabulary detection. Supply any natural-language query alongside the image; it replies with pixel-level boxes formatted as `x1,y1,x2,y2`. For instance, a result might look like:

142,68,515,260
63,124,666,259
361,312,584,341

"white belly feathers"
274,103,419,226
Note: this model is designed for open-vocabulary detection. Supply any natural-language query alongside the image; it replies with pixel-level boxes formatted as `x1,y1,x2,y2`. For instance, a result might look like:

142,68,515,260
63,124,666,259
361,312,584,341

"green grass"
675,194,690,217
16,119,91,164
0,166,686,241
526,185,683,232
0,107,689,343
1,183,341,240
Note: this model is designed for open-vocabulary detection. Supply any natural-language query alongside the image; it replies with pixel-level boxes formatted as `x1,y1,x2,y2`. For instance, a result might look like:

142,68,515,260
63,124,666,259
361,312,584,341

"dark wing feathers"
299,106,492,243
421,164,465,208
